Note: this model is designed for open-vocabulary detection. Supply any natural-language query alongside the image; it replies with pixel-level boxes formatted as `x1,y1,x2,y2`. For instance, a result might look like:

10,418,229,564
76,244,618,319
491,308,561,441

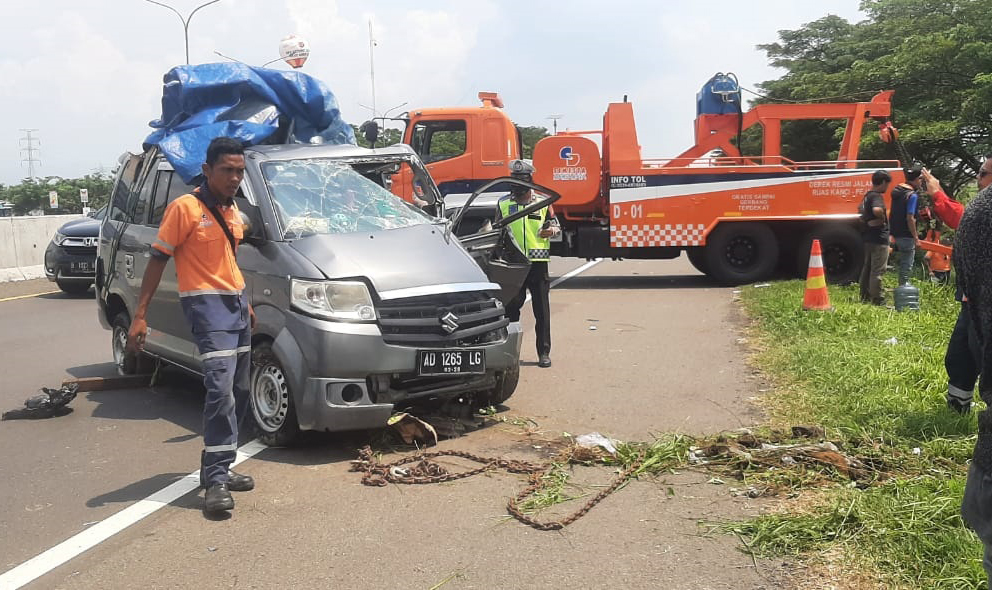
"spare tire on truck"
703,222,779,286
796,224,863,285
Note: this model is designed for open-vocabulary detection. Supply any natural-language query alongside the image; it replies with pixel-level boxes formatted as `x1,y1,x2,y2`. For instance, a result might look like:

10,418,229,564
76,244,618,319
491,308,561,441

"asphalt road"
0,258,781,590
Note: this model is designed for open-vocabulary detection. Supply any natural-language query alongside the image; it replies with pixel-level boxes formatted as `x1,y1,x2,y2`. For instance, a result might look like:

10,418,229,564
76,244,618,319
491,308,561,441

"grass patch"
735,277,986,589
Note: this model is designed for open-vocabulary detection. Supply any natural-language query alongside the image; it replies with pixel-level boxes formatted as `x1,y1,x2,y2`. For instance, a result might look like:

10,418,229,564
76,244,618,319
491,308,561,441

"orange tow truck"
377,75,909,285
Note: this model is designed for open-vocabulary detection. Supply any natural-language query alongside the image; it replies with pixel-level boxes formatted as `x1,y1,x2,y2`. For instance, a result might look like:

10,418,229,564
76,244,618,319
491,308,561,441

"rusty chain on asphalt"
350,445,645,531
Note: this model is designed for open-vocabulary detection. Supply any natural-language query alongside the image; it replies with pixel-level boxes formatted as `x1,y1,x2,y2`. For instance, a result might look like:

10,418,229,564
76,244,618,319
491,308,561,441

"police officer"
497,160,560,368
127,137,256,514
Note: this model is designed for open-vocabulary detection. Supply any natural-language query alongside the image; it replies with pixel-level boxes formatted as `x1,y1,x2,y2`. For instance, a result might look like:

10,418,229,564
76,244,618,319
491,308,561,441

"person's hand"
922,168,942,195
412,196,428,208
249,305,257,332
915,238,922,247
127,316,148,353
539,228,555,238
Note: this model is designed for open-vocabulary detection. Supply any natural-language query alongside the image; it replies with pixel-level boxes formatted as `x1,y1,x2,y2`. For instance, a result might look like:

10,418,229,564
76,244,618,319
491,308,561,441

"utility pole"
547,114,562,135
19,128,40,180
369,17,377,116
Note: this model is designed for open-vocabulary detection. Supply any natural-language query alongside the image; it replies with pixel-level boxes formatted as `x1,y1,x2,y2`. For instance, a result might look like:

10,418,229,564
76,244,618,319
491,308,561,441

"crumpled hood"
57,217,101,237
288,223,491,296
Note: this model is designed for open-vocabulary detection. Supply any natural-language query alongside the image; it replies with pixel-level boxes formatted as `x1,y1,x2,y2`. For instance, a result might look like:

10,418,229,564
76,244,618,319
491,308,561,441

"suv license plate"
71,261,93,273
417,349,485,376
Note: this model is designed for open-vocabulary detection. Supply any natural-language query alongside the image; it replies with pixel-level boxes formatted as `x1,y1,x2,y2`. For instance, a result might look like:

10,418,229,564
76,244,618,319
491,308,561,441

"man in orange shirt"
128,137,256,513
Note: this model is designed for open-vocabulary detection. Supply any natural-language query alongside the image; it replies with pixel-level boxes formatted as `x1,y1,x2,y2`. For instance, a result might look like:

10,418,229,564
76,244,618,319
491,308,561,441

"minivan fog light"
291,279,376,321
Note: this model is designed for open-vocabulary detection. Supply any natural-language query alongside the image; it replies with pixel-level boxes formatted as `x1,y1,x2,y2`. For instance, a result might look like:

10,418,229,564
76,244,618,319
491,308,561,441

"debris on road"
387,413,438,446
61,374,152,393
2,383,79,420
575,432,619,456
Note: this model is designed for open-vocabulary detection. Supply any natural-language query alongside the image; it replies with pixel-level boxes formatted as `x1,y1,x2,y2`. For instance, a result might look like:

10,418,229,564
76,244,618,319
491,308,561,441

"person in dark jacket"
859,170,892,305
889,166,924,285
956,180,992,582
923,162,991,413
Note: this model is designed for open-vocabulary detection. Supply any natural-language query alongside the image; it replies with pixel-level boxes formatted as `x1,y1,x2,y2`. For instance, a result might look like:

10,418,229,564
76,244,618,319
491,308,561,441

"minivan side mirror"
237,201,266,246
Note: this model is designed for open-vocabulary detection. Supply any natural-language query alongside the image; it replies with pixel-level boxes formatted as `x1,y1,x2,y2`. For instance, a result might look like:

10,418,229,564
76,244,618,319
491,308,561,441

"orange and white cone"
802,239,833,311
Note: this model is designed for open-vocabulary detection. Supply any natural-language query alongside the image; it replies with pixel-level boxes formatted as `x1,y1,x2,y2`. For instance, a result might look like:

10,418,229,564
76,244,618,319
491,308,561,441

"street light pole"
144,0,223,65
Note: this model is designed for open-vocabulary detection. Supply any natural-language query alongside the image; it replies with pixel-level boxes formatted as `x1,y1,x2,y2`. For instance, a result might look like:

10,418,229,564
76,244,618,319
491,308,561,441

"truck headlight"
291,279,376,321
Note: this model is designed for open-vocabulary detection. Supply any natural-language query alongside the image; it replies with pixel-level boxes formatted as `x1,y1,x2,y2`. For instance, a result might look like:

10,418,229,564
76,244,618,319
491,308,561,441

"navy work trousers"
946,303,982,404
194,328,251,486
506,261,551,357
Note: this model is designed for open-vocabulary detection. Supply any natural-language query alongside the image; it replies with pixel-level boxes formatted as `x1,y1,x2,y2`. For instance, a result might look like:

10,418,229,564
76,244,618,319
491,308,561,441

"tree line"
747,0,992,195
1,174,113,216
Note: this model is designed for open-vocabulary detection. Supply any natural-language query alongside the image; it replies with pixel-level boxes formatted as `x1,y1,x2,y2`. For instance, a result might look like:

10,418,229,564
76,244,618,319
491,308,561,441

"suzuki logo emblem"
440,311,460,334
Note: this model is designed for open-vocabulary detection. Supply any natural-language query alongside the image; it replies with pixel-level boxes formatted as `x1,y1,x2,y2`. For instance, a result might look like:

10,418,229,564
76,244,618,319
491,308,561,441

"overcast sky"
1,0,865,185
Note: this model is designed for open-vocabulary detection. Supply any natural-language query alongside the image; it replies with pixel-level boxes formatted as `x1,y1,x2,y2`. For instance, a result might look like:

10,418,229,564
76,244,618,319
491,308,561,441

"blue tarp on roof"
145,63,356,183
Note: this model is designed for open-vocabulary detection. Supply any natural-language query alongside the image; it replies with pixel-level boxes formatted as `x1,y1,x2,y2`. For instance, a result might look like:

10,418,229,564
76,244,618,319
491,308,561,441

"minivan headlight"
290,279,376,321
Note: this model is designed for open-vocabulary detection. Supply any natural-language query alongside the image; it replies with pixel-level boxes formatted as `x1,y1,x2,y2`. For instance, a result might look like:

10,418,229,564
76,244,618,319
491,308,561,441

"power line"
19,129,40,180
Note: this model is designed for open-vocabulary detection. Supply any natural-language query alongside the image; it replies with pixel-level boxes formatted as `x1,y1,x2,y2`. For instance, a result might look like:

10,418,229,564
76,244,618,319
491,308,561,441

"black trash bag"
2,383,79,420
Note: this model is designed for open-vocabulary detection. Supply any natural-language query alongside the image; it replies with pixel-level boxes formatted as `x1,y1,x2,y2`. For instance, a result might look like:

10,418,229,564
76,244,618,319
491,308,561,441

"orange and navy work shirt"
150,184,248,333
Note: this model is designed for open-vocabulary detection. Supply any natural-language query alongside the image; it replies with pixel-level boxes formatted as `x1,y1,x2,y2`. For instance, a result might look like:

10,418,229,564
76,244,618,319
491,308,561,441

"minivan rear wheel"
111,312,139,375
250,342,301,446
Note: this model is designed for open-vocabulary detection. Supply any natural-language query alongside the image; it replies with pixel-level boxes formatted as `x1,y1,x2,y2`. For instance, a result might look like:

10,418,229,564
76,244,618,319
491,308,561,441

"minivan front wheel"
250,343,300,446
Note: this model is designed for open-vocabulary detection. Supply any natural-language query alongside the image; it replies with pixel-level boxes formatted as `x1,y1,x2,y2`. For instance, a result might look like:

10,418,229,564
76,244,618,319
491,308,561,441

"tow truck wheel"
796,224,863,285
703,223,779,285
250,342,301,447
482,365,520,407
685,247,709,275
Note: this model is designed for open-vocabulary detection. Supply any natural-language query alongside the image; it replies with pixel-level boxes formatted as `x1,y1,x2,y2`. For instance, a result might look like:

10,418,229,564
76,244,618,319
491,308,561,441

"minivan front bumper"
273,310,522,432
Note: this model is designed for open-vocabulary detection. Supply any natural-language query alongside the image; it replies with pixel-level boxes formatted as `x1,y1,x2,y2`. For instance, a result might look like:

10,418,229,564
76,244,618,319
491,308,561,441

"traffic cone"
802,239,833,311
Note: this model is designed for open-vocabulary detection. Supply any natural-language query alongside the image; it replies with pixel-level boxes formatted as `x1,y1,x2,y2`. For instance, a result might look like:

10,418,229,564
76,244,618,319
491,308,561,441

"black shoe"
538,355,552,368
947,397,973,415
204,484,234,512
227,470,255,492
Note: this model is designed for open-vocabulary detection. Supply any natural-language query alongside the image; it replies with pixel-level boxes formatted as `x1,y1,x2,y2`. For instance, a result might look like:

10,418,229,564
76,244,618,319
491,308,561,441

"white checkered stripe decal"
611,224,706,247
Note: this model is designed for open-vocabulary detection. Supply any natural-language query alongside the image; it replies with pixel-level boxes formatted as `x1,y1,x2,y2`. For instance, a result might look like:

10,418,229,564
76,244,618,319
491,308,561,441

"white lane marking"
525,258,602,303
0,440,267,590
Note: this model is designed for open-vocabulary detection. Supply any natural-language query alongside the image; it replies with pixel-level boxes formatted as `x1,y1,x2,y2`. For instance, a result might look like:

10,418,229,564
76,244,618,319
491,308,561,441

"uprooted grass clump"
735,278,986,589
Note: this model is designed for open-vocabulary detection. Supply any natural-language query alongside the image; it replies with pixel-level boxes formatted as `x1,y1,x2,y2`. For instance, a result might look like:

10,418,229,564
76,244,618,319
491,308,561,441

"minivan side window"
109,155,141,222
132,172,156,225
149,171,197,226
410,120,467,163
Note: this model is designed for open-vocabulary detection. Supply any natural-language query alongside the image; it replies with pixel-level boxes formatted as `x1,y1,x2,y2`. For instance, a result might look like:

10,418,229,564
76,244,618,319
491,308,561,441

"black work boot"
227,470,255,492
204,483,234,513
538,355,552,368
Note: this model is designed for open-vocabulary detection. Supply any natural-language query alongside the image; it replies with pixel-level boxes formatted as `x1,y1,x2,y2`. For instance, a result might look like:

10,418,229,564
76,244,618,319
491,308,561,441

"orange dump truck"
384,77,908,285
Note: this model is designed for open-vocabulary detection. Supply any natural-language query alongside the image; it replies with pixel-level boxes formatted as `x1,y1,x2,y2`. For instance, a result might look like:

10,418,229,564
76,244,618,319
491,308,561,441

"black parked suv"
44,205,106,294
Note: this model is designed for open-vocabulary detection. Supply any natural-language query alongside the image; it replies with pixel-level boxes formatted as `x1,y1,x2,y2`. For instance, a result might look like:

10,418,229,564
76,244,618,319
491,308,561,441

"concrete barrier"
0,215,83,283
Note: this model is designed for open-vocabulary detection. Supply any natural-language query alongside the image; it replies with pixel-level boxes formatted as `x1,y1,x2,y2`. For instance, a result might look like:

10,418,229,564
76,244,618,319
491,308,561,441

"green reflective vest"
498,195,550,261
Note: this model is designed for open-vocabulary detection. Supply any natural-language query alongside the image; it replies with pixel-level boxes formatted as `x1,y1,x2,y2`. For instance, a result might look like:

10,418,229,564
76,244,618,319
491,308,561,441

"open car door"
451,177,561,303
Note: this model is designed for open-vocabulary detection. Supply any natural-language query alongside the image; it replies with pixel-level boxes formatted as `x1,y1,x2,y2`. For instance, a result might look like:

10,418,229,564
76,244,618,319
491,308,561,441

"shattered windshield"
261,159,431,238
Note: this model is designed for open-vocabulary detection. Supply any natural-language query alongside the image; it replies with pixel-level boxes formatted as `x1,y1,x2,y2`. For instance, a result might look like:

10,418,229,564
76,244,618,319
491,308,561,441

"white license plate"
417,349,486,376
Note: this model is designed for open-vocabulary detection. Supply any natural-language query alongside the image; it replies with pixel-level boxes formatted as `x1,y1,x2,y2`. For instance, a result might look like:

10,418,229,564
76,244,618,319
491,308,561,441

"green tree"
351,124,403,149
3,173,113,215
518,126,550,159
752,0,992,194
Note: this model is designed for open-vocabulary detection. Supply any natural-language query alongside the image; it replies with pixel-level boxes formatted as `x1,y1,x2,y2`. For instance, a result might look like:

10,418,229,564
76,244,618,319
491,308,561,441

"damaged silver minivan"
96,142,555,445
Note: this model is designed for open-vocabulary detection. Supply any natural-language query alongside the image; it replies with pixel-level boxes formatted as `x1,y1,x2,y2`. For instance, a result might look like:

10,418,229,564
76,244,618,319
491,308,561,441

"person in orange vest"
923,225,952,285
128,137,256,514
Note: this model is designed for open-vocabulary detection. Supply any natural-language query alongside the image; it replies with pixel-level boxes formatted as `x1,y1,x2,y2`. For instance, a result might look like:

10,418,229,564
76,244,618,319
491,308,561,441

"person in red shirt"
922,160,992,414
127,137,256,513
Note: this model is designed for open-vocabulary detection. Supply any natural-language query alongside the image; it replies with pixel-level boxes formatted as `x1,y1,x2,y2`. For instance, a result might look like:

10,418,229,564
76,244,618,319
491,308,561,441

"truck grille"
377,291,508,348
